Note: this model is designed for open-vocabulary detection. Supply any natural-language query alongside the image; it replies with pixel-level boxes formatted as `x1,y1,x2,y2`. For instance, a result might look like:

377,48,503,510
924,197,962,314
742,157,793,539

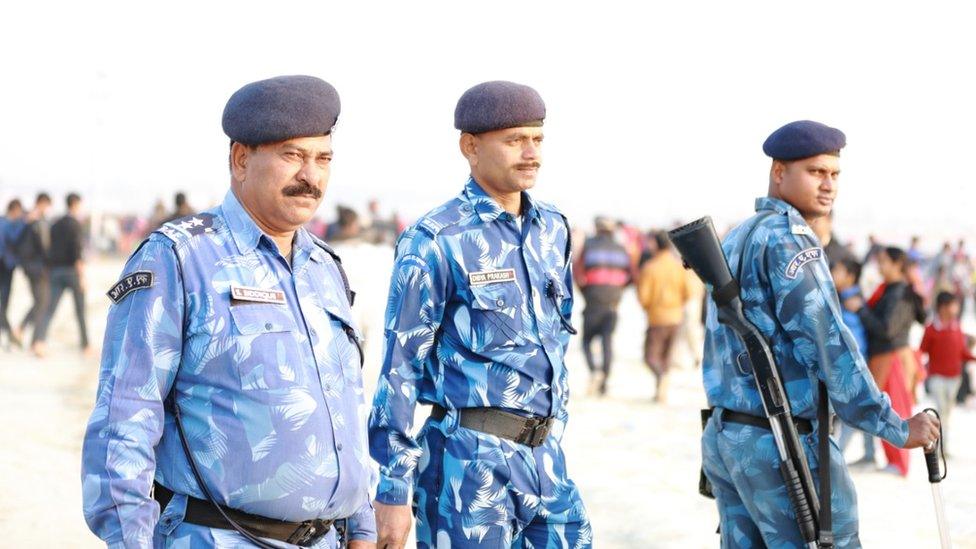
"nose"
297,157,323,186
522,140,540,160
820,174,837,192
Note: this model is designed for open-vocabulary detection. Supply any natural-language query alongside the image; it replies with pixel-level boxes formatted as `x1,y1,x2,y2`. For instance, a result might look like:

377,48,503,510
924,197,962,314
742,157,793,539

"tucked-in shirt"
81,190,376,547
920,319,976,378
368,177,575,506
702,197,909,447
47,214,84,267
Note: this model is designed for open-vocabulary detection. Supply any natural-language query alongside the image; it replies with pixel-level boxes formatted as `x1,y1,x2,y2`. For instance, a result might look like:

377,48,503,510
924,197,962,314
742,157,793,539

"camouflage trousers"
413,415,592,548
702,409,862,548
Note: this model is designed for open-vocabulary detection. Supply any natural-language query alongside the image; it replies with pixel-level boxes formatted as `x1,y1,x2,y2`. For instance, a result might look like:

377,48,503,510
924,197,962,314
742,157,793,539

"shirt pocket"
468,283,526,351
229,304,302,391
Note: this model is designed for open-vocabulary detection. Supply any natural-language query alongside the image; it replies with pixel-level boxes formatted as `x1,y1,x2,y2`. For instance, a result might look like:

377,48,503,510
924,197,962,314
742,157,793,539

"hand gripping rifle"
668,217,829,549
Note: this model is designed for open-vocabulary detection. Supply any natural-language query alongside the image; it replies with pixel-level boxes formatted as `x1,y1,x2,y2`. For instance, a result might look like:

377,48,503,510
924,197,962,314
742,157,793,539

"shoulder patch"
107,271,154,304
785,247,823,279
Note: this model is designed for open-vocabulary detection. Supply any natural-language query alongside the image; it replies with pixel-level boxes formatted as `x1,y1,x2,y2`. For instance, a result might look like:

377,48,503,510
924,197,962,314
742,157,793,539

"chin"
513,177,537,191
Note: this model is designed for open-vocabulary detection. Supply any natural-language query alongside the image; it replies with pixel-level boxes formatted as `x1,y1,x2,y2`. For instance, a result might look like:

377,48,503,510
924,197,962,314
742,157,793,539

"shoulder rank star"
177,215,215,236
790,224,815,237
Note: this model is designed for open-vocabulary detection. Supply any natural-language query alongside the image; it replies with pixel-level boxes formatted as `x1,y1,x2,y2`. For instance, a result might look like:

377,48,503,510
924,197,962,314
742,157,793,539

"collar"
755,196,803,218
221,190,318,258
932,317,958,331
222,190,264,254
462,176,541,225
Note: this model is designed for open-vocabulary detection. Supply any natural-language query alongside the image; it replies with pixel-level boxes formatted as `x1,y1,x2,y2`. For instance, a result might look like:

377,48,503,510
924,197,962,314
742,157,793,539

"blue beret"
454,81,545,134
762,120,846,160
222,75,340,146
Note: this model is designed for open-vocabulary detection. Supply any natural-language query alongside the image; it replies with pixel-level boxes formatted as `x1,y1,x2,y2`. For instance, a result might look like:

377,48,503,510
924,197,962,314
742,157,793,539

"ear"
459,133,478,167
770,160,787,187
230,142,251,182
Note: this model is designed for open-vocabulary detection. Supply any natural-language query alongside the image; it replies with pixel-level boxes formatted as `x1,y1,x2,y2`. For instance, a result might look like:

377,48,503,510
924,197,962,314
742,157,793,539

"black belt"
153,482,334,547
720,409,814,435
430,404,553,447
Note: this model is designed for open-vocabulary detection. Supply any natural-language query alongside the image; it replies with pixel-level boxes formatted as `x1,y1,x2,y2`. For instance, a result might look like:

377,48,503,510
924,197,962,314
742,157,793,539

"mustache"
515,162,541,170
281,181,323,199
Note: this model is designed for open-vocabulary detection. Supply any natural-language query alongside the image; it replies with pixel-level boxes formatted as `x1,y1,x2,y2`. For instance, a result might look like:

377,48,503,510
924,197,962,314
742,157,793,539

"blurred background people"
637,231,690,403
574,216,632,396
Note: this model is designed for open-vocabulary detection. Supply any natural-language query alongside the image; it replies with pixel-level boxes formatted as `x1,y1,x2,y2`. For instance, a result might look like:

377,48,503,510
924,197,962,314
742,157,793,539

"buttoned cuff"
375,474,410,506
880,409,910,448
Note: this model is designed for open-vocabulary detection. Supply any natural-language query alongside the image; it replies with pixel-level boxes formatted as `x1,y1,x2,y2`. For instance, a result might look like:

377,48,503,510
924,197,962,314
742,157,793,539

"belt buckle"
288,520,319,546
526,418,551,447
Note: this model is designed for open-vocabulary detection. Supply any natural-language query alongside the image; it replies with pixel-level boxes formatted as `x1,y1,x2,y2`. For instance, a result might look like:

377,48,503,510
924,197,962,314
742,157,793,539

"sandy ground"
1,256,974,548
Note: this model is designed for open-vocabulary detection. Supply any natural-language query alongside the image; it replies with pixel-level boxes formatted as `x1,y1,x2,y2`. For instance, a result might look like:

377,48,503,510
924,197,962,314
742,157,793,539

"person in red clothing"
919,291,975,455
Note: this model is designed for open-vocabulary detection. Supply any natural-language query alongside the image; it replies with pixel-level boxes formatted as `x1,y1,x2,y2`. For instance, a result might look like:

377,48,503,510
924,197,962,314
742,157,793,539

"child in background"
919,291,975,456
831,258,876,467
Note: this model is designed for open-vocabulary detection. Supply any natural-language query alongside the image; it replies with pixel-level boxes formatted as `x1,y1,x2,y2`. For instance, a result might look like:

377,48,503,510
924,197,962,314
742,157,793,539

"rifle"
668,216,829,548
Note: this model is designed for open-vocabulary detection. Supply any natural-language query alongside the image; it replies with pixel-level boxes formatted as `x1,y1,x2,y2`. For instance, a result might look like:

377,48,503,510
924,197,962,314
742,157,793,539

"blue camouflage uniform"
701,197,909,548
82,190,376,548
368,177,591,548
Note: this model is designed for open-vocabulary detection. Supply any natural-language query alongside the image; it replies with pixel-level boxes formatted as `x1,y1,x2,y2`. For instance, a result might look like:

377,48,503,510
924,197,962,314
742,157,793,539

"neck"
233,189,296,257
473,175,522,215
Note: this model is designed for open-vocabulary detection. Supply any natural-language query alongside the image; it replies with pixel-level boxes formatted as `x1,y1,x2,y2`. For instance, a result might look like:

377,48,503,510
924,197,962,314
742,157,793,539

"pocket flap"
470,283,519,312
230,304,298,335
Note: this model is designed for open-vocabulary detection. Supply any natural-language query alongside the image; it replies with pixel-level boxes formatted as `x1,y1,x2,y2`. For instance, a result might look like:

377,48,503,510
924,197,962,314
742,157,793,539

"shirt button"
310,328,317,337
264,322,273,331
337,443,343,451
496,298,505,307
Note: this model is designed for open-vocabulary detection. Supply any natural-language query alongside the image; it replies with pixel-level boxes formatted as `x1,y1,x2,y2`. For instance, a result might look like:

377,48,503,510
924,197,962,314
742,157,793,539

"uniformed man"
700,120,941,547
81,75,376,548
368,81,592,548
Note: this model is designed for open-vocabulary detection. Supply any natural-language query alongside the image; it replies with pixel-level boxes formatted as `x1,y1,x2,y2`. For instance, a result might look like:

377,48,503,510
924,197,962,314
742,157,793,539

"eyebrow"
505,132,544,140
282,144,333,156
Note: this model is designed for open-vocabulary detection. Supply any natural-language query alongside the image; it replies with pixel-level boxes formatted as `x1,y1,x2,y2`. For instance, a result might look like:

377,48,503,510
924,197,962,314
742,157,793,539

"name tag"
785,248,823,279
468,268,517,286
231,285,287,305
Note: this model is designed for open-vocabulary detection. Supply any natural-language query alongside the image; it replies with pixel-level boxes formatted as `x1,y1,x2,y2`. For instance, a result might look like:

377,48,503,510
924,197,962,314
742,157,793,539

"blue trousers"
702,410,862,548
413,416,592,548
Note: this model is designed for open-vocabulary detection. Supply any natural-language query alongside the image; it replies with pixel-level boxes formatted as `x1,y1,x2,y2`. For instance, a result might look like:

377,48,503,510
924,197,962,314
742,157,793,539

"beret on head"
762,120,846,161
454,80,545,134
222,75,340,146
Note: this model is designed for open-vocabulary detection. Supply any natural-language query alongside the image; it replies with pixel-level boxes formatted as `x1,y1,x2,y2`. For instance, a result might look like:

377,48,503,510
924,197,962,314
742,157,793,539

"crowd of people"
0,192,91,357
572,214,976,471
0,190,404,357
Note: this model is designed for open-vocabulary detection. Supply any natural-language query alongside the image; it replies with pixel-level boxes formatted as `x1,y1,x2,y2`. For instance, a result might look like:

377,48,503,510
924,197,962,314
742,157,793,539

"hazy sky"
2,1,974,249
